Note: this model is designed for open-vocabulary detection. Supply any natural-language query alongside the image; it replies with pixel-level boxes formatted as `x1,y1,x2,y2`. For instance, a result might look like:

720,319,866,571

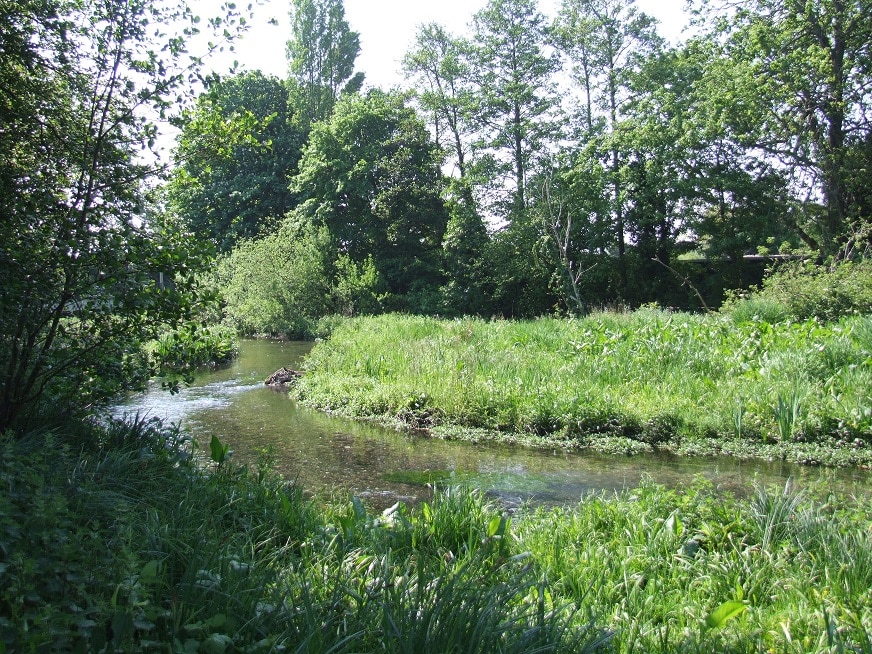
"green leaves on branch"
287,0,364,125
292,90,448,310
169,72,307,251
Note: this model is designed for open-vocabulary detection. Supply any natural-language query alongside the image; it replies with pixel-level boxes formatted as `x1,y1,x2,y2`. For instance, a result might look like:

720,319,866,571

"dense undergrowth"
148,324,239,376
290,310,872,466
0,419,604,653
2,418,872,652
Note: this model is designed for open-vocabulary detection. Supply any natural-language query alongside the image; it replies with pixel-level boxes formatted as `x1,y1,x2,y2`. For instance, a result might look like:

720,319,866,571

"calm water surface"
113,339,872,508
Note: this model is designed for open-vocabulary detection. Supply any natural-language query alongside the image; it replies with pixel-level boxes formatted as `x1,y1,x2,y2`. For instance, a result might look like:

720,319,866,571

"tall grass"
515,478,872,653
291,312,872,464
3,416,871,652
0,419,603,652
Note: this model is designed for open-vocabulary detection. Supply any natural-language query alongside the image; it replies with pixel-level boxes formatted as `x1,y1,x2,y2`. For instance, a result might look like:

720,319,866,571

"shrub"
148,323,238,374
217,221,334,338
723,259,872,322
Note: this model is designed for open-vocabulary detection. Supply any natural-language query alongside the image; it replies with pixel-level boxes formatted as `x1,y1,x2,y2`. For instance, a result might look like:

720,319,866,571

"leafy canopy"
0,0,253,430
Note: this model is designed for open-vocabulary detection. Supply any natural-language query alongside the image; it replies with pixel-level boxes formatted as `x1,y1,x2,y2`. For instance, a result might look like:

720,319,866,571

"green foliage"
6,417,871,652
0,418,318,652
292,90,449,309
402,24,479,185
469,0,560,218
332,254,384,316
0,419,610,652
439,183,492,316
292,312,872,462
485,214,561,318
692,0,872,254
168,72,307,251
723,259,872,323
286,0,364,125
0,0,252,431
217,218,387,338
148,324,238,376
217,221,334,338
517,479,872,652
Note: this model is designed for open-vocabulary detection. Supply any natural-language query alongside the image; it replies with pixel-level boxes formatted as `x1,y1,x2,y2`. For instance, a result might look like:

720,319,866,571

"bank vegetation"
3,419,871,652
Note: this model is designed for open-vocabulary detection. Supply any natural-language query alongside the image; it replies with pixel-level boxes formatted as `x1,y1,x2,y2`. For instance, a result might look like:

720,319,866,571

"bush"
217,221,333,338
218,220,386,339
148,323,238,373
722,259,872,322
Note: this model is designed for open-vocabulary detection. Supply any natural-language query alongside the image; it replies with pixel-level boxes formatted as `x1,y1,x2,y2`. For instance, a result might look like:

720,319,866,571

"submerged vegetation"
2,418,871,652
291,310,872,467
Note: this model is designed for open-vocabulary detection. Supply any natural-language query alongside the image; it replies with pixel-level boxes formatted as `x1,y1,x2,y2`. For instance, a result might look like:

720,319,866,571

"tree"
286,0,364,125
402,25,491,314
532,161,612,313
554,0,663,287
403,24,477,187
291,91,449,310
468,0,561,221
692,0,872,256
440,182,492,316
168,72,307,251
0,0,250,431
668,40,804,261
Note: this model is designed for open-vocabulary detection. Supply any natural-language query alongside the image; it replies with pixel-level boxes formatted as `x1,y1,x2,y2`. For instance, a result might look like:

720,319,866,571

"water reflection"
113,339,871,509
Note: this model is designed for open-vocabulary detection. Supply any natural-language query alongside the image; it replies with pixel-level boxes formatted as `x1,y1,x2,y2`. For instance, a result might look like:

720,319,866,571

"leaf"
351,496,367,521
111,611,135,644
201,633,233,654
206,613,227,629
209,435,228,464
487,515,507,538
665,511,683,536
140,559,161,584
705,600,747,630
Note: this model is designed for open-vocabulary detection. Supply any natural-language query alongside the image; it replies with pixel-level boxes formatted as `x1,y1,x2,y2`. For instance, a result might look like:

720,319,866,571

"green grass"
290,311,872,466
0,419,603,652
2,417,871,652
517,477,872,653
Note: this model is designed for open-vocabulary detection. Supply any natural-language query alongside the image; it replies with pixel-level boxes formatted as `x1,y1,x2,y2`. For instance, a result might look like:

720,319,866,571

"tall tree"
402,24,490,314
291,90,449,309
554,0,663,287
168,72,306,251
691,0,872,256
667,39,803,261
468,0,561,221
0,0,250,430
286,0,364,125
403,24,477,186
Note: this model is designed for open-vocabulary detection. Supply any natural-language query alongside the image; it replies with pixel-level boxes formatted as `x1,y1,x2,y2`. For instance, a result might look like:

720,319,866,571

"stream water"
113,339,871,508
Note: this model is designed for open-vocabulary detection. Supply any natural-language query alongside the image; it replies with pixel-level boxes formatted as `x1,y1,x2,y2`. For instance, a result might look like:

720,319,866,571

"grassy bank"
2,419,871,652
0,420,603,652
290,311,872,467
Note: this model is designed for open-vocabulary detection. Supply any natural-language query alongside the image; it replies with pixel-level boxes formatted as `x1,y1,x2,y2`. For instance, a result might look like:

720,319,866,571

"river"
112,338,871,508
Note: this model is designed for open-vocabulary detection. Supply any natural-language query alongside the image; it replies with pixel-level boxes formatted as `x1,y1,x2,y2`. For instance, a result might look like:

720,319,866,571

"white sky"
204,0,691,88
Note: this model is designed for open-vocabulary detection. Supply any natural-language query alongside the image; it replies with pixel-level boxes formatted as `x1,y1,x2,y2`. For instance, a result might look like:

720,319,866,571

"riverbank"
290,311,872,468
2,417,871,652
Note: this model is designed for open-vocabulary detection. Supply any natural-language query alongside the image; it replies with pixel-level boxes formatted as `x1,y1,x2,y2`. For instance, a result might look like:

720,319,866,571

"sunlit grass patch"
292,312,872,464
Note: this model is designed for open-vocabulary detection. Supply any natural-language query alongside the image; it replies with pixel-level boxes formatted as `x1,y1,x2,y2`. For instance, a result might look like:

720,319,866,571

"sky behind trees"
206,0,689,87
